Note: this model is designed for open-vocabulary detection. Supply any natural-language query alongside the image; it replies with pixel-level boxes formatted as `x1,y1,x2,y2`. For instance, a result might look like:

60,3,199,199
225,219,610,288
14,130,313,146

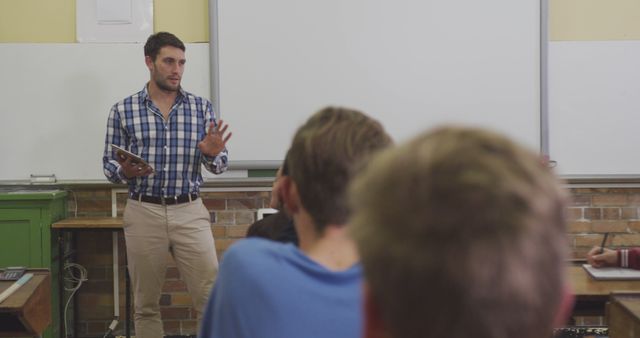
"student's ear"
280,176,300,216
553,284,575,327
363,282,388,338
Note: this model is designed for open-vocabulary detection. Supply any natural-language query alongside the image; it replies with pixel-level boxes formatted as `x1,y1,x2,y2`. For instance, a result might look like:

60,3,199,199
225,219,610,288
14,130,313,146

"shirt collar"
141,83,188,104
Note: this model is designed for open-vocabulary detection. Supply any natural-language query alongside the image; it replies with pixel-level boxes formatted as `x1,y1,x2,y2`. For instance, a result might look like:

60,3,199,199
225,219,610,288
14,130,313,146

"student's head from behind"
350,126,569,338
282,106,392,233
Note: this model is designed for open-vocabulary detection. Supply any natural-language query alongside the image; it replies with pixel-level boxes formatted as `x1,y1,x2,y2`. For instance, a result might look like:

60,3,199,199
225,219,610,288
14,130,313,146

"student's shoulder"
224,238,291,261
220,239,296,280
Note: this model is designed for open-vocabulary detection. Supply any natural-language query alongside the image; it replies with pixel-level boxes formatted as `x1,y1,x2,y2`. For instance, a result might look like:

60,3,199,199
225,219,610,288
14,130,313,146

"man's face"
147,46,185,92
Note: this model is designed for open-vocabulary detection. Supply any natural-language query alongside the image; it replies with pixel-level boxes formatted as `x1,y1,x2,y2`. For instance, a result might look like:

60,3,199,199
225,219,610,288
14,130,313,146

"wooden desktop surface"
569,265,640,300
52,217,123,229
0,269,51,337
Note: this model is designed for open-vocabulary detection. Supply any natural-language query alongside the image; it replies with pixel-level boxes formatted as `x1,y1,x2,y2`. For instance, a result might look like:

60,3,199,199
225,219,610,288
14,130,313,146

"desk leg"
57,230,64,338
125,249,131,338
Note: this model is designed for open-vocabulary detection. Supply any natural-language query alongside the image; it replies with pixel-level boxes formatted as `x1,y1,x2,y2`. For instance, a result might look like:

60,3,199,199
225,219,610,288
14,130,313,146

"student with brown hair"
200,106,392,338
350,126,573,338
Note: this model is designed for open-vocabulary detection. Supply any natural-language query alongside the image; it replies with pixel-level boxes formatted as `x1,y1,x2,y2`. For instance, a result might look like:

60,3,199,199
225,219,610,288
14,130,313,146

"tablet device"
110,144,153,171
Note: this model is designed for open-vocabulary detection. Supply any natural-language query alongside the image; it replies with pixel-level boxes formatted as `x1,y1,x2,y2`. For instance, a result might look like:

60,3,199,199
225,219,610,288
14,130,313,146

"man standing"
102,32,231,338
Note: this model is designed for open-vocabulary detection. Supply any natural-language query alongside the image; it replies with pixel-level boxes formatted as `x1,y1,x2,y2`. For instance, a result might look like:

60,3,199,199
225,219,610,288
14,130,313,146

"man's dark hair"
144,32,186,61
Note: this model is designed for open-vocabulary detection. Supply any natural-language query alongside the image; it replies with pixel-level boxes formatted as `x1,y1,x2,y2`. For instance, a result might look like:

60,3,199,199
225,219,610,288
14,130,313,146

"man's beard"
154,76,179,92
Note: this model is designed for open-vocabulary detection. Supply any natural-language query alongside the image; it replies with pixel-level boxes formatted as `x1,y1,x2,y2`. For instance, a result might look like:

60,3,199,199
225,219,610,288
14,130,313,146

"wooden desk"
607,293,640,338
0,269,50,337
51,217,123,229
52,217,129,338
568,265,640,316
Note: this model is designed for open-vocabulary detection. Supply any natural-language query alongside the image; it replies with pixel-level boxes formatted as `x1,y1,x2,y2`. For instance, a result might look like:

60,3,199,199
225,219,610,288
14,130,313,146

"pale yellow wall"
0,0,209,42
551,0,640,41
0,0,76,42
155,0,209,42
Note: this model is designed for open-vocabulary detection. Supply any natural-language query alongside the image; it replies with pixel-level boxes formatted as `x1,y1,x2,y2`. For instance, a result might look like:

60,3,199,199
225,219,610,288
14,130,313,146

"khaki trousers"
123,198,218,338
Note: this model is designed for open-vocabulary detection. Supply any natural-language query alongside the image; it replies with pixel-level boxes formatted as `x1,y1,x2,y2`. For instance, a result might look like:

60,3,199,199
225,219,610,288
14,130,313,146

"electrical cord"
63,263,88,338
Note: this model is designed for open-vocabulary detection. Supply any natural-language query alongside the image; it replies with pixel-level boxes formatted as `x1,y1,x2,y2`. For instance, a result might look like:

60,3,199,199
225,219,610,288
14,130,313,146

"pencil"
599,232,609,254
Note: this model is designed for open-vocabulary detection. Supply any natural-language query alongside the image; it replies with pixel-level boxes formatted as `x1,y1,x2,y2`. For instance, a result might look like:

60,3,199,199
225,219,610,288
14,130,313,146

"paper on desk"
583,264,640,280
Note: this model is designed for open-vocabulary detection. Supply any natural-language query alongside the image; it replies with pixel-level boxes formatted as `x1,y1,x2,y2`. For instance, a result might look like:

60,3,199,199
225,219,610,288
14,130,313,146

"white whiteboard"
549,41,640,177
0,43,210,182
1,0,542,182
217,0,541,165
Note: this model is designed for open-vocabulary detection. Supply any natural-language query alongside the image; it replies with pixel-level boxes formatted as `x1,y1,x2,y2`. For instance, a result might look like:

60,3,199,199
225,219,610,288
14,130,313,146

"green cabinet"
0,190,67,338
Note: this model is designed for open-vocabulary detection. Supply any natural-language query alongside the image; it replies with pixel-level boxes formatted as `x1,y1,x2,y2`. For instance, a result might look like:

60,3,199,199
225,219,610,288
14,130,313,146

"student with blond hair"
350,126,573,338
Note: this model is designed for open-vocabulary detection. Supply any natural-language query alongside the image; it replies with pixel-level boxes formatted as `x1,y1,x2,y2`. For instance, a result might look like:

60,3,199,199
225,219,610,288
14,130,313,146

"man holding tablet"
102,32,231,338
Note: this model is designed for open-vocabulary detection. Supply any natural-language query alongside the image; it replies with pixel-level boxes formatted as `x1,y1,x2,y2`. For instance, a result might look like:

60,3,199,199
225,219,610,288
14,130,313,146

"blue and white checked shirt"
102,85,228,197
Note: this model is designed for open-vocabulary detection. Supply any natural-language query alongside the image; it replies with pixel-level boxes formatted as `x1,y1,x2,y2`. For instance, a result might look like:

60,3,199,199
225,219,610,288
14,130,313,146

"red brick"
575,234,606,247
166,267,180,279
163,320,181,335
76,198,112,212
160,294,171,306
86,321,108,335
629,221,640,232
227,224,251,238
87,266,108,280
215,238,240,252
602,208,621,220
584,208,601,220
214,211,235,225
202,198,226,210
235,211,255,224
161,307,192,319
76,321,89,336
211,225,226,237
82,280,113,293
170,294,193,306
227,198,260,210
622,207,639,220
566,208,583,221
569,194,591,206
592,194,628,206
73,190,96,198
567,222,591,234
210,191,263,199
163,280,188,292
181,319,198,333
591,221,627,233
628,194,640,206
571,247,591,260
95,189,112,197
612,234,640,247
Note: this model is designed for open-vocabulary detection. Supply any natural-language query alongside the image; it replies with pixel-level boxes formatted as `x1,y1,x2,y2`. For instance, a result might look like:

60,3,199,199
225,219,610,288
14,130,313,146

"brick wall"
64,186,270,337
567,188,640,260
62,185,640,337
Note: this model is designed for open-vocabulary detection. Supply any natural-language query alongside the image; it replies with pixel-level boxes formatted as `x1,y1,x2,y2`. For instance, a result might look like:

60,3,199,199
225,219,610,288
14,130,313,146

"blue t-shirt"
199,238,363,338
